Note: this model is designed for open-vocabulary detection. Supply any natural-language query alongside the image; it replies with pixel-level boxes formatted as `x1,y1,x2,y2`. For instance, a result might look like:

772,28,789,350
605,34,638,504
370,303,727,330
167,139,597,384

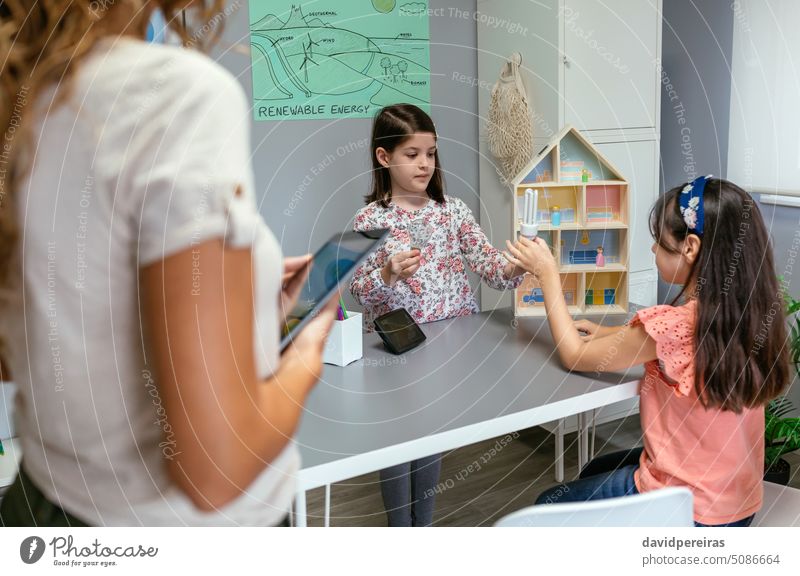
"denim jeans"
535,447,754,527
380,454,442,527
535,448,640,506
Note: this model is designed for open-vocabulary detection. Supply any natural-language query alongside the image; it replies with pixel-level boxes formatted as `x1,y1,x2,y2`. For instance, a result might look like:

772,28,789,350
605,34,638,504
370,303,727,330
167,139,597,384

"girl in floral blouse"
349,104,525,526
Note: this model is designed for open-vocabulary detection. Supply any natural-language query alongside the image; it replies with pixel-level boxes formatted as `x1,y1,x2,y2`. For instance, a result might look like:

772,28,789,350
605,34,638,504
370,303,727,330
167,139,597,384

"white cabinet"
594,140,658,273
563,0,661,131
477,0,662,309
596,139,658,304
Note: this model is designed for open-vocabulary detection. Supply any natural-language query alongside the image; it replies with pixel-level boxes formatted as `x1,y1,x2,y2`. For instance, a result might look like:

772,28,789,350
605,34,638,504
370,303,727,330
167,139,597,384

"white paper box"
323,313,363,367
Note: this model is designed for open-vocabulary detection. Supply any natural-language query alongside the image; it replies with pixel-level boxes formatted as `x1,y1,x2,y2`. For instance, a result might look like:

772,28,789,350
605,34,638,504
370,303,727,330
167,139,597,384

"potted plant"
765,290,800,483
764,396,800,484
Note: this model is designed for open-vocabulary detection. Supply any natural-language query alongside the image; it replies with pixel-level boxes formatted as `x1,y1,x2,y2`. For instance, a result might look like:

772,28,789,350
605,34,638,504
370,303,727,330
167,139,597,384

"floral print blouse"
350,195,523,330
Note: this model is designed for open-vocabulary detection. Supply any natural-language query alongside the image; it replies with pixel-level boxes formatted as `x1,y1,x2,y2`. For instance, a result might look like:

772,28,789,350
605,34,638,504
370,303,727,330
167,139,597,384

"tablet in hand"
280,229,389,351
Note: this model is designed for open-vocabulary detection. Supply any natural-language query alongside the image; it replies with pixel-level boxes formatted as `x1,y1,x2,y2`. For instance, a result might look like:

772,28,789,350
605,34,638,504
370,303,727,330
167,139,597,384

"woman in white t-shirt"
0,1,334,526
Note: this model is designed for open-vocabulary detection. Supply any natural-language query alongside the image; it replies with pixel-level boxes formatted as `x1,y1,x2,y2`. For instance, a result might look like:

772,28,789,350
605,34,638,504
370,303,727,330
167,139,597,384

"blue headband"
679,175,711,236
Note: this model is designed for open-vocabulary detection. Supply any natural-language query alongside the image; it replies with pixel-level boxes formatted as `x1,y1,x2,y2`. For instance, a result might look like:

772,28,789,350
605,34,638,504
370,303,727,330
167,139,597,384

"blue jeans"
535,448,754,527
380,454,442,527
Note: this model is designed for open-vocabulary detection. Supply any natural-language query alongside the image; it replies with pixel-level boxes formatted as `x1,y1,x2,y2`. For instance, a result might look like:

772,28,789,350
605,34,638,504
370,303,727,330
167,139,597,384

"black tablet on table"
373,308,427,354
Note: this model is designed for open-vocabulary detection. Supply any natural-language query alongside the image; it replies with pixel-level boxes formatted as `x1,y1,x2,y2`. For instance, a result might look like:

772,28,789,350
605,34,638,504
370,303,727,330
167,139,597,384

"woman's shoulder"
83,38,245,109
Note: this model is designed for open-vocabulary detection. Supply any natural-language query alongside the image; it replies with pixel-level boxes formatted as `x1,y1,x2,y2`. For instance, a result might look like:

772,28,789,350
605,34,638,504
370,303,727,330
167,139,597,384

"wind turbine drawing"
299,33,320,82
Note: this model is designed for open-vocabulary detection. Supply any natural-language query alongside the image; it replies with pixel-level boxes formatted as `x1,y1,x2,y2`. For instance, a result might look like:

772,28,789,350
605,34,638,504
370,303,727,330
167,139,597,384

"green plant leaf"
765,396,800,465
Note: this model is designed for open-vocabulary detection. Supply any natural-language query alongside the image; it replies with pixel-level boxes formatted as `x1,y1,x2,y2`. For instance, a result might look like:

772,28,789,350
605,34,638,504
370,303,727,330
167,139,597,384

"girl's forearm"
539,270,584,368
596,324,626,338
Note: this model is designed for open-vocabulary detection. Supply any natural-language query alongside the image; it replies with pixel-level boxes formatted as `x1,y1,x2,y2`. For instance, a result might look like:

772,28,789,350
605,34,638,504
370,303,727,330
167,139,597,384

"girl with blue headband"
505,177,789,526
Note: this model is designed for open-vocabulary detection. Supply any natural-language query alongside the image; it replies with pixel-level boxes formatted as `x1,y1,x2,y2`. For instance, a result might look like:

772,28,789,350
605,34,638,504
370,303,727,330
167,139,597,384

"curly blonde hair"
0,0,228,362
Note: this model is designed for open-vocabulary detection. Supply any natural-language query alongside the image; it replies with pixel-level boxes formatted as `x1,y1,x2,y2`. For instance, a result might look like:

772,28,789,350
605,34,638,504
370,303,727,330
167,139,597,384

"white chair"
494,487,694,527
752,481,800,527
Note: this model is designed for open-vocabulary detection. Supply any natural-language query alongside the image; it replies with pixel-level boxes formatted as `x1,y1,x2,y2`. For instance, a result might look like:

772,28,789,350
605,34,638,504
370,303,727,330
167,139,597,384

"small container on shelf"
551,205,561,227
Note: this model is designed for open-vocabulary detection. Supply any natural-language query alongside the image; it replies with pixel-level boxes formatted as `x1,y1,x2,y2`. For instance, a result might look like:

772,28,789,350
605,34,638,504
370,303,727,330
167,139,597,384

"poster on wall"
248,1,431,121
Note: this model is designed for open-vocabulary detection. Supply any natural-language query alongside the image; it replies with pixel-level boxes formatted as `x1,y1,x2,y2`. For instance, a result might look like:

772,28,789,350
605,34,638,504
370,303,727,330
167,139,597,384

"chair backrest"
753,481,800,527
494,487,694,527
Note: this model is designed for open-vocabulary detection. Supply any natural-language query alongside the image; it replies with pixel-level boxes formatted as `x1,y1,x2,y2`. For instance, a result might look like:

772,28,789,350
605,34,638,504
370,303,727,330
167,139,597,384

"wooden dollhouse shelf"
517,306,583,317
583,305,627,315
511,125,630,317
582,221,627,230
514,221,627,232
560,263,626,273
520,179,626,188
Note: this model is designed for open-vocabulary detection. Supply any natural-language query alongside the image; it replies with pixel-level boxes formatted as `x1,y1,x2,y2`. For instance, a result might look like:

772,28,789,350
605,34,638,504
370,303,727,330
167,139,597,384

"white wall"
726,1,800,413
728,0,800,194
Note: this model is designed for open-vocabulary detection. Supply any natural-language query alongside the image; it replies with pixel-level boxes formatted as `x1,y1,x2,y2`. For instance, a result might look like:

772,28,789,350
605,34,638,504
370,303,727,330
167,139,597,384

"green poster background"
248,1,431,121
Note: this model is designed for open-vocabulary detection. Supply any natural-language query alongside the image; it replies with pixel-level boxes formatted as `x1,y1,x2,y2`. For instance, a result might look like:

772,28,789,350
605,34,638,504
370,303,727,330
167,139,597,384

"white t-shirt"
0,37,299,525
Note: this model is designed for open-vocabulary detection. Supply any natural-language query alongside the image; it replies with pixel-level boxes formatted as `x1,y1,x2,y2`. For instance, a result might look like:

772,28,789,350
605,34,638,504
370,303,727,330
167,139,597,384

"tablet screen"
280,229,388,350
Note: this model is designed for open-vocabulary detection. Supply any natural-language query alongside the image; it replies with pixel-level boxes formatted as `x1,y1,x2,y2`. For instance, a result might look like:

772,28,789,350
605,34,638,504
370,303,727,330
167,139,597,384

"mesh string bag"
487,52,534,186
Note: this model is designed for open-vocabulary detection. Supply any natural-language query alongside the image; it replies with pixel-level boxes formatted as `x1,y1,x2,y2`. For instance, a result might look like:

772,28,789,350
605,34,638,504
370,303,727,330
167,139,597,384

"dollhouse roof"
510,125,626,189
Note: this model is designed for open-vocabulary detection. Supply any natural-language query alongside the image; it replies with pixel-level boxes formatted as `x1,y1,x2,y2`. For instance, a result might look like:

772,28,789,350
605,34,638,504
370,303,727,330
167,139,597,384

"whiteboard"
728,0,800,195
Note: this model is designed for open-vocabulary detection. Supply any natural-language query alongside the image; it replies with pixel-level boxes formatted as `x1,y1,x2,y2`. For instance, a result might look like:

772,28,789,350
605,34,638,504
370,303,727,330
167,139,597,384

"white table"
293,307,642,527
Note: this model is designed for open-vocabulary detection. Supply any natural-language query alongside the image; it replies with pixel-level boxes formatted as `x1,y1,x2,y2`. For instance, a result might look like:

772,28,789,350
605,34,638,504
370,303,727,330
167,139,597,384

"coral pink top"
631,301,764,525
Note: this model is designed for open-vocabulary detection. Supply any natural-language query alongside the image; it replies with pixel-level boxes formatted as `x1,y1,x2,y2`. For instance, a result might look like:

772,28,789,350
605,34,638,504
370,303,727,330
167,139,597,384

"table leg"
294,489,308,528
555,418,565,483
576,412,589,474
580,411,590,469
324,484,331,528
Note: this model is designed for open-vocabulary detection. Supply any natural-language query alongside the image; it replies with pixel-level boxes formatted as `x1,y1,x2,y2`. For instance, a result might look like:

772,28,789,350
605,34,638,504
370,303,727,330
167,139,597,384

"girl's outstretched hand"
382,249,421,287
503,236,557,279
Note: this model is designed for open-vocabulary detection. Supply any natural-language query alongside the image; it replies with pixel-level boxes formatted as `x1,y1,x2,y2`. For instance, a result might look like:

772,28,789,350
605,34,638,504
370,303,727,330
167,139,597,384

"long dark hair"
649,178,788,411
366,104,445,207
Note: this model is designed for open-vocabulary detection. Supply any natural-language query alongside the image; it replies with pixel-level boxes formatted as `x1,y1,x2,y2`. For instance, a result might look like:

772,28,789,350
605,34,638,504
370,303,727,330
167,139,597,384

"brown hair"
649,178,789,411
366,104,445,208
0,0,227,293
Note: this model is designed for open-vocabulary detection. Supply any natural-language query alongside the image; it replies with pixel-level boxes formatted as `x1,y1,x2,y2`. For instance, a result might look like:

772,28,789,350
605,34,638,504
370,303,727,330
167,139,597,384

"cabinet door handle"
563,56,570,66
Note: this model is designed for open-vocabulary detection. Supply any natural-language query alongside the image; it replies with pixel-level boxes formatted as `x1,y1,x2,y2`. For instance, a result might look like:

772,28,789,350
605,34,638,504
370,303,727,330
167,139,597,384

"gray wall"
212,0,480,309
658,0,735,302
659,1,798,408
756,199,800,409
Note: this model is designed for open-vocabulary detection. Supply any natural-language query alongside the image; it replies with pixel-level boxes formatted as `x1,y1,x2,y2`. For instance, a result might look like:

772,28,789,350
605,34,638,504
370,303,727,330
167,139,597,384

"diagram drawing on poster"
249,1,431,121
